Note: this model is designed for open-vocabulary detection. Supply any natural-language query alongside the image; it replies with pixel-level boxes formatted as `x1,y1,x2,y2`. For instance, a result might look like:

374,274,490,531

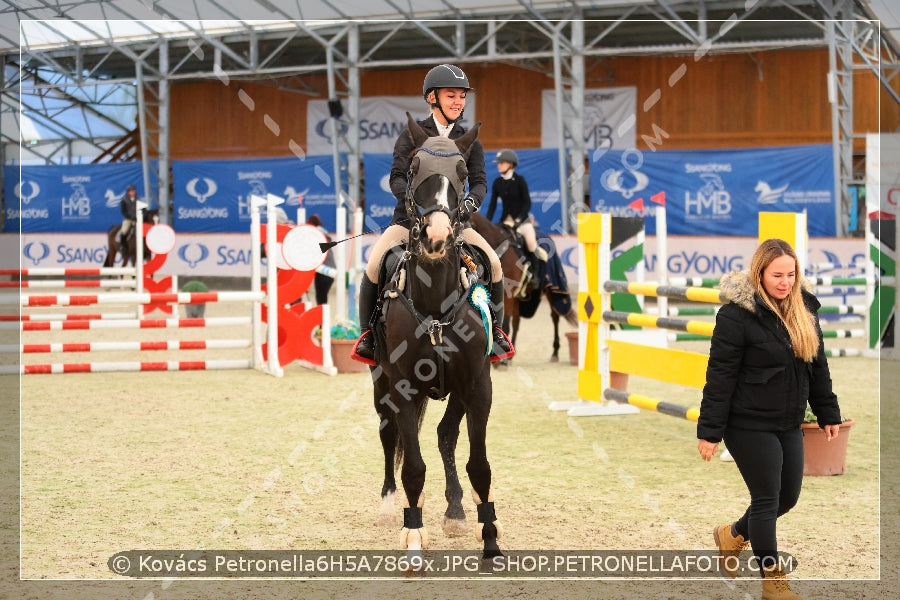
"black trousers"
724,426,804,572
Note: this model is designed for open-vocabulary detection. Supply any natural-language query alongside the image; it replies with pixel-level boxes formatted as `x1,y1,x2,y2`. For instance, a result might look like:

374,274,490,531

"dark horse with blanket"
369,114,503,560
102,208,159,268
470,212,577,362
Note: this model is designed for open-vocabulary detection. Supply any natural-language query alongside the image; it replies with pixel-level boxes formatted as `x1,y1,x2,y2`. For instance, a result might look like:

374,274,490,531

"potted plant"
329,320,368,374
801,404,854,476
181,280,209,318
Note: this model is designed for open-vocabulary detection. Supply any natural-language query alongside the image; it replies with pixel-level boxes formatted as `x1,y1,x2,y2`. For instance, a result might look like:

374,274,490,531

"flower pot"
566,331,579,366
801,419,854,476
330,338,368,374
565,331,627,390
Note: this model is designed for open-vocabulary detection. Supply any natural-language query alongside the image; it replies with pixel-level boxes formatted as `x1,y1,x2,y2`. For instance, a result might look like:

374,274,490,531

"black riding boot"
489,280,514,362
351,273,378,365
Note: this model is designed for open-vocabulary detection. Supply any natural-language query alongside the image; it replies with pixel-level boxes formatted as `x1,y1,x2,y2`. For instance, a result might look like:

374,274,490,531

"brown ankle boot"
761,565,802,599
713,524,749,578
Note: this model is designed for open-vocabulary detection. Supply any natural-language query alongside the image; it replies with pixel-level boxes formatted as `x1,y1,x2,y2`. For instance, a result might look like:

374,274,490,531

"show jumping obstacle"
550,212,712,419
0,194,321,377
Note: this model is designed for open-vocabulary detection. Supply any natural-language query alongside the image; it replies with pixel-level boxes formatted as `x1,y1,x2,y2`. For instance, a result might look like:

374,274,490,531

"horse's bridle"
405,144,467,251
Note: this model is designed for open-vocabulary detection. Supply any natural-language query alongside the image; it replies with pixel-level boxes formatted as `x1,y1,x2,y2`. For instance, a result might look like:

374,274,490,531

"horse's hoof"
376,512,398,527
492,360,509,371
442,516,470,537
376,491,397,527
549,355,559,363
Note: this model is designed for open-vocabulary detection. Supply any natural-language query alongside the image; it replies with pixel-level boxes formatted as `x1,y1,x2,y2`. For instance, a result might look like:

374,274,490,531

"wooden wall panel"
167,48,888,161
169,77,325,160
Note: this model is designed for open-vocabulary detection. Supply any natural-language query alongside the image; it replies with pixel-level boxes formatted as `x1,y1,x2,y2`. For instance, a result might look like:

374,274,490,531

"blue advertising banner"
4,162,147,233
484,148,564,234
362,153,395,232
363,148,564,234
589,144,835,236
172,155,337,232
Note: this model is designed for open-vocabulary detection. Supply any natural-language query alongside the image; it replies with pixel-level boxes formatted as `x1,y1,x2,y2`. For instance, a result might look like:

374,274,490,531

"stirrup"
350,330,377,366
490,327,515,363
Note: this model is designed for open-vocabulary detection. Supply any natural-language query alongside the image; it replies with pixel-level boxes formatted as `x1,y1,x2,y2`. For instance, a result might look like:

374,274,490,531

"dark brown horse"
102,209,159,268
371,113,503,562
470,212,577,363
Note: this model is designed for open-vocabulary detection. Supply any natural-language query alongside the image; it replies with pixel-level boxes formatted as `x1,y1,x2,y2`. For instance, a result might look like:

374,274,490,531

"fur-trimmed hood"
718,270,814,313
718,270,757,312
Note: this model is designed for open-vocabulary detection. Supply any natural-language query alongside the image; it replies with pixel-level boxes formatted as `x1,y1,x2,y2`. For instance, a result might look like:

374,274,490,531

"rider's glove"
458,195,478,221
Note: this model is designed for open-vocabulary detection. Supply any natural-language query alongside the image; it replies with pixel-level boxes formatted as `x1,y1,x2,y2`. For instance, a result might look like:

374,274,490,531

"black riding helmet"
423,64,472,125
495,149,518,167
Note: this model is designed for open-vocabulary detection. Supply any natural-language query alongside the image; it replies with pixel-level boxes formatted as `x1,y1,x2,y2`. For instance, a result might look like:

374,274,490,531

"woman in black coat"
697,238,842,600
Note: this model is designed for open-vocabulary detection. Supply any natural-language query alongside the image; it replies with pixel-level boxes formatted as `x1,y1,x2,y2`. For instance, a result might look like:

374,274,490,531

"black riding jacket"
697,270,842,443
486,172,531,223
388,115,486,226
121,194,137,220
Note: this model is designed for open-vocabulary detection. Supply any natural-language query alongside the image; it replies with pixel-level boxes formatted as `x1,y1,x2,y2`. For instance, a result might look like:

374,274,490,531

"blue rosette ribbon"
467,283,493,356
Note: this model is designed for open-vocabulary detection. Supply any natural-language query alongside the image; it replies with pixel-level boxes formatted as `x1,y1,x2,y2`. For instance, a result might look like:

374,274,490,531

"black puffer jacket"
388,115,486,226
697,270,842,443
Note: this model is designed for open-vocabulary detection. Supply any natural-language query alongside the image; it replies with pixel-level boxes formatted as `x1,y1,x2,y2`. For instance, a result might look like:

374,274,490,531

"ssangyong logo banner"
172,155,336,232
3,233,865,283
589,144,835,237
3,162,147,233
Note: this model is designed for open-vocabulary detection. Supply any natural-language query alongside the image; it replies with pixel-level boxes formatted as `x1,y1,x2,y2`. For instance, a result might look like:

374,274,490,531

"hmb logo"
62,183,91,218
685,174,731,216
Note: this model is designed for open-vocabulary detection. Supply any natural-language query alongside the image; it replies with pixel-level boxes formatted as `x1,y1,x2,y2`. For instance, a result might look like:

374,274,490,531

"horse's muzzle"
423,212,452,258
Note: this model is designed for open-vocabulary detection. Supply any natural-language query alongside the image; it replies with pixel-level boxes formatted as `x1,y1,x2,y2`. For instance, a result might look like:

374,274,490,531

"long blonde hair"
749,239,819,362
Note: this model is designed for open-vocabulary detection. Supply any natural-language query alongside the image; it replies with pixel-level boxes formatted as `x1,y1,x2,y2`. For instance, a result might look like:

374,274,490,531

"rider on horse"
353,64,514,365
119,184,139,248
486,149,548,278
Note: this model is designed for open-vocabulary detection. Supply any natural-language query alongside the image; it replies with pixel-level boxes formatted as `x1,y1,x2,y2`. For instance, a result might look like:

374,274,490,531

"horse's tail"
394,397,429,474
563,308,578,327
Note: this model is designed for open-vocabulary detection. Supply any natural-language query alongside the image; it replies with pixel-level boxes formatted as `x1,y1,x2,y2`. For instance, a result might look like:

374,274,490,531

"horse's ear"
454,121,481,156
406,112,429,147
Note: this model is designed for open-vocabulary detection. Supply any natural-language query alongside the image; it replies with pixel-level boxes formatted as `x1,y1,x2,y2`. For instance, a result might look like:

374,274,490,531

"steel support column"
827,14,855,236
